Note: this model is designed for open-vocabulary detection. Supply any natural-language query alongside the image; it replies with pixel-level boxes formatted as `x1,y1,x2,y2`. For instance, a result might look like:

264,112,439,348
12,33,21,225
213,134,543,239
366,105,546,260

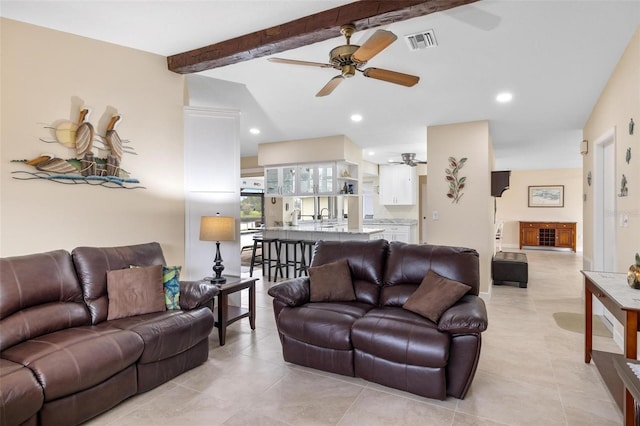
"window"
240,190,264,231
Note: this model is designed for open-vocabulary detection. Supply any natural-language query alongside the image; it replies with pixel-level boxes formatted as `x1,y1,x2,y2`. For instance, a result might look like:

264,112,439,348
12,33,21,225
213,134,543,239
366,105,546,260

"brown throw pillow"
106,264,166,320
308,259,356,302
403,269,471,322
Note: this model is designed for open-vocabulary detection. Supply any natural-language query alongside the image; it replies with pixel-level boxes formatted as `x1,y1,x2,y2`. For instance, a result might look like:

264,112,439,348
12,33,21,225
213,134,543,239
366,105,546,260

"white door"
593,128,616,272
593,128,617,331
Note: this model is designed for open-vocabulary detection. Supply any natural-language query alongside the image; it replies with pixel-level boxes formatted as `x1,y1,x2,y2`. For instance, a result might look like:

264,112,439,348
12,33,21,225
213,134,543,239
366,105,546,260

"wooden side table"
210,276,258,346
613,356,640,426
583,271,640,425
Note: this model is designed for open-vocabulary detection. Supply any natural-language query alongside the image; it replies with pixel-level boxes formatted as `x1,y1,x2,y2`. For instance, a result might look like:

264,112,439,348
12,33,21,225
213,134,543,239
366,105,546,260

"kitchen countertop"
363,219,418,225
264,223,384,235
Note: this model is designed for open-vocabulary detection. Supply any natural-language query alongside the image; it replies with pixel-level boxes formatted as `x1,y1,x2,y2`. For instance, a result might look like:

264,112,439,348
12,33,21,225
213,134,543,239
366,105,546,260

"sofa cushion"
380,242,480,306
162,265,182,309
72,242,167,324
312,240,388,305
106,265,166,320
309,259,355,302
352,308,449,367
403,270,471,322
1,250,90,351
38,364,137,426
106,307,214,363
277,303,368,350
1,325,143,402
0,358,43,426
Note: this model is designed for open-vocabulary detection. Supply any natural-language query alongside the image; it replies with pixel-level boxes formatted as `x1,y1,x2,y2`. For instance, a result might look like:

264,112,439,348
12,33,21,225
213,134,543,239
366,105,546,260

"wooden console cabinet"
519,221,576,252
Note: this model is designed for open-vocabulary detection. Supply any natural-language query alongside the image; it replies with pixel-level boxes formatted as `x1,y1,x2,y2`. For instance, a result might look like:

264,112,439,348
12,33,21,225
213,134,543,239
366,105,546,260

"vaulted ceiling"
2,1,638,169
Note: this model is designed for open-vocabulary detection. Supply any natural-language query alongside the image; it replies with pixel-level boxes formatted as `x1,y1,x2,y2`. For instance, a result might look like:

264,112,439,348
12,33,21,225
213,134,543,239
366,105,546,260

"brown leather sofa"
268,239,488,400
0,242,217,426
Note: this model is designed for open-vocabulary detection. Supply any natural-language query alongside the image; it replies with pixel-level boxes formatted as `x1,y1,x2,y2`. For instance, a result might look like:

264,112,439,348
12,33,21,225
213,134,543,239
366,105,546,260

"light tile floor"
88,249,623,425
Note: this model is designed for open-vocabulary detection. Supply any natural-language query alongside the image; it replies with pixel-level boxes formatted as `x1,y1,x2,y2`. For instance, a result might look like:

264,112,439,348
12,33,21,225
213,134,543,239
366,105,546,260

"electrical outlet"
432,211,439,221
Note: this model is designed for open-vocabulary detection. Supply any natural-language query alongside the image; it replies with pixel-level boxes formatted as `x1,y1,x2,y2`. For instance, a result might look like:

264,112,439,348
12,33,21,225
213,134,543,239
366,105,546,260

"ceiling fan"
388,153,427,167
268,23,420,97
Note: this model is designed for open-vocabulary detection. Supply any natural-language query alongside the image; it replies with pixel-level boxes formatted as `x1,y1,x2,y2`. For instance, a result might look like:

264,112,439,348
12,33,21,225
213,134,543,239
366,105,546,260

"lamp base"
211,241,226,286
210,276,227,285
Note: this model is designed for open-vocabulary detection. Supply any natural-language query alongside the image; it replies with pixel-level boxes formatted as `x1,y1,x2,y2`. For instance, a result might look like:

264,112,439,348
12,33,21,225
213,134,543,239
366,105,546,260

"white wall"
583,27,640,273
496,169,583,251
426,121,493,294
0,19,185,264
183,107,240,282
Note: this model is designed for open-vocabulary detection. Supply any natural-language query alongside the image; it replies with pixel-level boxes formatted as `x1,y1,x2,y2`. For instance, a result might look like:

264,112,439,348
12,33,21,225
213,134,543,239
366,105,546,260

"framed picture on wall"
528,185,564,207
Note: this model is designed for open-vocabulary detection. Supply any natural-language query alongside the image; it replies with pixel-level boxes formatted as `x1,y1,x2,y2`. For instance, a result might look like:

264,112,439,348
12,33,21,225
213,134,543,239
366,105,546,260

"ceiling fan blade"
268,58,333,68
352,29,397,63
316,75,344,97
363,68,420,87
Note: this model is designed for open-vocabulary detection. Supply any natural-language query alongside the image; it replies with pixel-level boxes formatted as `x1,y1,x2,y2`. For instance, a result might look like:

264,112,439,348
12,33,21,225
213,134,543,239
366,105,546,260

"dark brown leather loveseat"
268,239,488,400
0,242,217,426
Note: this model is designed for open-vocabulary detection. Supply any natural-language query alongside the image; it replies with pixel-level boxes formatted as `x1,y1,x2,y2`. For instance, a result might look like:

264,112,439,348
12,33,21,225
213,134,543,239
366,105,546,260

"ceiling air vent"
404,30,437,51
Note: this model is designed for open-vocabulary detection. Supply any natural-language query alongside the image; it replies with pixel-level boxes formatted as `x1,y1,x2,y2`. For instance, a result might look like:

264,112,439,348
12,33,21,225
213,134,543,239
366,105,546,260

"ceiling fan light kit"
268,23,420,97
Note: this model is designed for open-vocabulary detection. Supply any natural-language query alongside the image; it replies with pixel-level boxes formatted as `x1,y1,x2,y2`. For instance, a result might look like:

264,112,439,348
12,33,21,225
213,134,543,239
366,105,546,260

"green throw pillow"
162,265,181,310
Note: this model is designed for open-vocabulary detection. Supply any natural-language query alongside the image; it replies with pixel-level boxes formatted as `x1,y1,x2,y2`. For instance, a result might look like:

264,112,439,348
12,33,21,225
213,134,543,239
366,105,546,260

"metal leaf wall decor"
445,156,467,204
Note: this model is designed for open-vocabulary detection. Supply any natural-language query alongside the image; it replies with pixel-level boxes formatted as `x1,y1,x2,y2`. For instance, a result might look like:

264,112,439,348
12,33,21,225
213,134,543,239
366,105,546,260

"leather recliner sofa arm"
267,277,310,307
179,280,220,310
437,295,488,334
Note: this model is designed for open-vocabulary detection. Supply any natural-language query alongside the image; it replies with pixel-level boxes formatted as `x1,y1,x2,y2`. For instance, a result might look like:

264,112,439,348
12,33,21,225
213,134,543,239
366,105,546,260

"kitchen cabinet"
367,223,416,243
379,166,416,205
297,163,335,195
382,224,410,242
519,221,576,251
266,161,358,197
264,166,297,196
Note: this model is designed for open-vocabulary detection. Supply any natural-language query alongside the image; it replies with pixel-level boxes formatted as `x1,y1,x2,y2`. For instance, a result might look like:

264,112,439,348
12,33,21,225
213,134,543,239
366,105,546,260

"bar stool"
249,236,280,282
298,240,316,277
275,239,304,281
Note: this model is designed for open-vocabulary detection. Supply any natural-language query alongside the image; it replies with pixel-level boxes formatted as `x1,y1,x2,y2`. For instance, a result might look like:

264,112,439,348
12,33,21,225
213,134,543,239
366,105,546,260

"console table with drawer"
519,221,576,252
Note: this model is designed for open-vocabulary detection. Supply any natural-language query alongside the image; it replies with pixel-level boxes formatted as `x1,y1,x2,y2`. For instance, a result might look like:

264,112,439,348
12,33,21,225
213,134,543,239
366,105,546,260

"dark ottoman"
492,252,528,288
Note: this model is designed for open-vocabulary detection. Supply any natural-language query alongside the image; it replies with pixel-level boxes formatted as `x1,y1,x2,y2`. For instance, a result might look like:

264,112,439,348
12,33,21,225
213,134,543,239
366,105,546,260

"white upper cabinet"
298,163,338,195
264,166,296,196
265,161,357,197
379,166,417,205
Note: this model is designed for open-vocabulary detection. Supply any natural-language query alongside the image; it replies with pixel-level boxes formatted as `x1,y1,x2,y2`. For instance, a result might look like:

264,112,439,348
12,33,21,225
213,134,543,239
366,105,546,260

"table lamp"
199,213,236,284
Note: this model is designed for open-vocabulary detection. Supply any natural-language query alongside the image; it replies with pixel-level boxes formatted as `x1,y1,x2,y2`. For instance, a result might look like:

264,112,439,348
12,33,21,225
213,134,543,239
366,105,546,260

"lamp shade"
199,216,236,242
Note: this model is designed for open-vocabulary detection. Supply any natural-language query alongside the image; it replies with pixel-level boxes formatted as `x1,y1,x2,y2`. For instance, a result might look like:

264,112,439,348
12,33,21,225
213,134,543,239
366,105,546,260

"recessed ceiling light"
496,92,513,103
249,128,260,135
368,151,375,156
351,114,363,122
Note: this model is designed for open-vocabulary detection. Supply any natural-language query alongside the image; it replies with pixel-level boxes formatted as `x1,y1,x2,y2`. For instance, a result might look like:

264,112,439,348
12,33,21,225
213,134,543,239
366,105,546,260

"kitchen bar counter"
263,223,384,241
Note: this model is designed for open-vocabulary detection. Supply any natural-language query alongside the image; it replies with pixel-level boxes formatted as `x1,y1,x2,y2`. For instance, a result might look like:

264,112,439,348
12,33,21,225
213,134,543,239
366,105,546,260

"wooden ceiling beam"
167,0,479,74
